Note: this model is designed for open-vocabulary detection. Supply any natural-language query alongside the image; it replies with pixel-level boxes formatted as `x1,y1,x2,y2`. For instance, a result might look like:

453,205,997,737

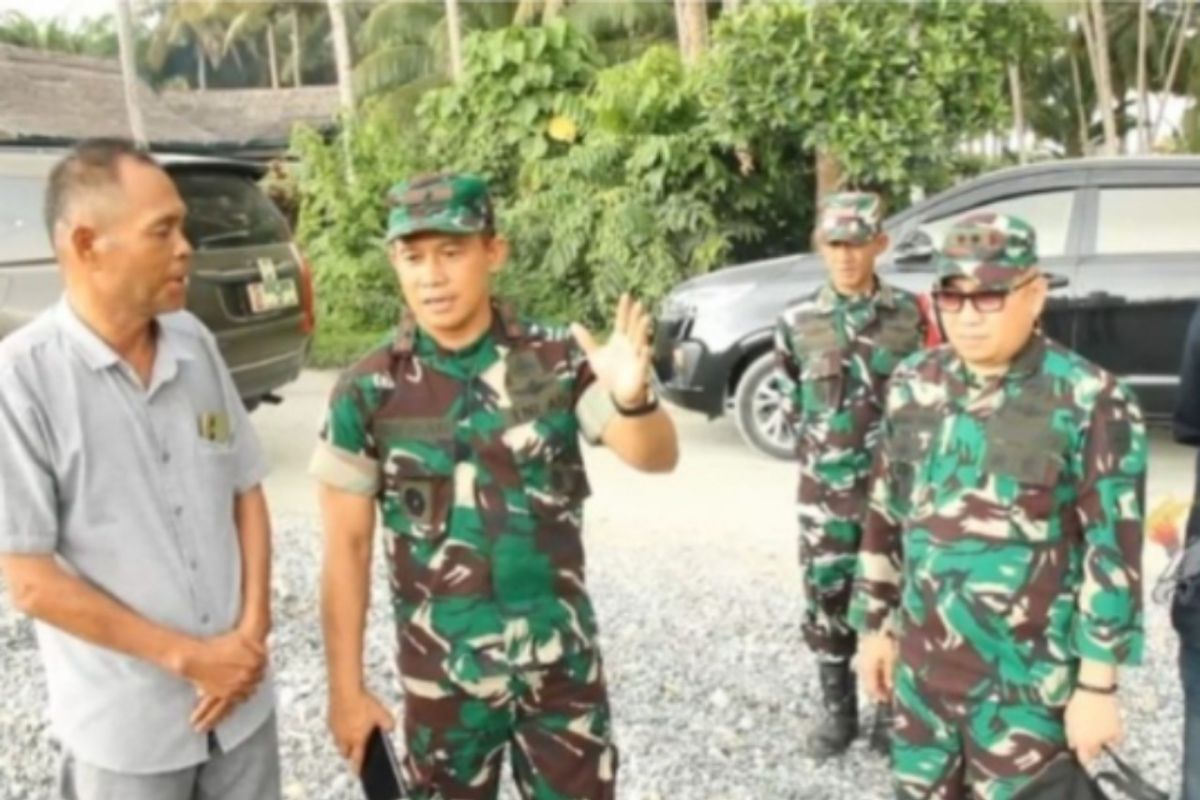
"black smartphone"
360,726,405,800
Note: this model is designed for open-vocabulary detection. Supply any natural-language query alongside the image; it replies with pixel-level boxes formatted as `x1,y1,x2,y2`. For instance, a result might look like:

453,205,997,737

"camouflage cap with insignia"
816,191,883,245
934,212,1039,291
385,172,494,242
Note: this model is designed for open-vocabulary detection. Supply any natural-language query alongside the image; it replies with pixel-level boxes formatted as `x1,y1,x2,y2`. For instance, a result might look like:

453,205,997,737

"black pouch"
1012,748,1167,800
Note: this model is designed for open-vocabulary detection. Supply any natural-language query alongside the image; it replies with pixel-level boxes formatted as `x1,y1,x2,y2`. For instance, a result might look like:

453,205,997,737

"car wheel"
732,352,797,460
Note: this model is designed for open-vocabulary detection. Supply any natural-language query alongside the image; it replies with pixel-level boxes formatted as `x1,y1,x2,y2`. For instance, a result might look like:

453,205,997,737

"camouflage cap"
934,212,1039,291
815,191,883,245
385,172,494,242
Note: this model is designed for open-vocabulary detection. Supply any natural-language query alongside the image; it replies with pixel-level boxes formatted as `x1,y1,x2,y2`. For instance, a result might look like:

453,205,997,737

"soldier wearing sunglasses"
850,213,1147,799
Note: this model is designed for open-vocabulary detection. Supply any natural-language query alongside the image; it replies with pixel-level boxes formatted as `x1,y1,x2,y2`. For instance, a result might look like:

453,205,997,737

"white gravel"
0,510,1186,800
0,383,1190,799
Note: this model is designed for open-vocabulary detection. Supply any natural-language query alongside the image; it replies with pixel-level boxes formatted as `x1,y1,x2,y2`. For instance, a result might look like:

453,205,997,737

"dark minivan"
654,156,1200,458
0,147,314,408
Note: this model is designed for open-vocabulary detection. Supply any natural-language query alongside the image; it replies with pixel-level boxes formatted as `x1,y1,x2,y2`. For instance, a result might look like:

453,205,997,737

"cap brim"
818,232,876,246
935,265,1033,292
386,220,486,242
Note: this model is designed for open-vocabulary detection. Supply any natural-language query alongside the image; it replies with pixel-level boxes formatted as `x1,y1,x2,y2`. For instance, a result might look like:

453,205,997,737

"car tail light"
292,244,316,334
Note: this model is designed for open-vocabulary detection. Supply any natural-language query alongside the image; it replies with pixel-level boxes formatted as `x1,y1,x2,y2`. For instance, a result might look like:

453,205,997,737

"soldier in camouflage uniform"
310,173,679,800
849,213,1147,800
775,192,932,759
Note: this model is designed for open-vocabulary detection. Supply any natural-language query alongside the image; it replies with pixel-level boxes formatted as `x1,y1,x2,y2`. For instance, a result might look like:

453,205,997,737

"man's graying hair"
43,138,160,238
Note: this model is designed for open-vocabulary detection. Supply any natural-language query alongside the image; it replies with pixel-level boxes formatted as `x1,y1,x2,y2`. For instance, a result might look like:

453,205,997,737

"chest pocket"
788,314,844,415
874,307,923,359
888,406,942,504
375,419,457,543
799,349,845,414
983,388,1067,528
791,315,840,355
983,392,1065,485
502,350,591,514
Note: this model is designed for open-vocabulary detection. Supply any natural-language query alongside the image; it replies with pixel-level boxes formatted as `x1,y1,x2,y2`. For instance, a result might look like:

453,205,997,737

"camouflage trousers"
892,661,1067,800
400,648,618,800
797,474,864,662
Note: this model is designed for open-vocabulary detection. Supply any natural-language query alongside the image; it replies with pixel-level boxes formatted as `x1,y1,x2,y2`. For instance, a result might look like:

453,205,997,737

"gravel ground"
0,512,1186,800
0,373,1190,799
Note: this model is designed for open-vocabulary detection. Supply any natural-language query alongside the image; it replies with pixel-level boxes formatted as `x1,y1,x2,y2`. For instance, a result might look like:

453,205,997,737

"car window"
171,170,290,251
0,176,52,264
916,189,1075,258
1096,187,1200,254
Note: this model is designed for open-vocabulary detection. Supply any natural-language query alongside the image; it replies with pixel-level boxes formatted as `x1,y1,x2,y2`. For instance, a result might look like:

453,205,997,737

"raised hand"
570,294,653,409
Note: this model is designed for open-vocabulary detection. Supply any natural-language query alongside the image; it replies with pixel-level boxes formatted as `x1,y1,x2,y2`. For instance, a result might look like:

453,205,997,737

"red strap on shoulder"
916,293,943,348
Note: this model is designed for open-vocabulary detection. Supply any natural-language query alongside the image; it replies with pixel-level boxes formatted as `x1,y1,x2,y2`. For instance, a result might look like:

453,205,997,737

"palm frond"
359,0,443,52
354,42,437,96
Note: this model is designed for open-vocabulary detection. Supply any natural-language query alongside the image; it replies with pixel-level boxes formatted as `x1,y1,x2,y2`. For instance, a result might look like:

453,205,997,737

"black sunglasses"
933,275,1040,314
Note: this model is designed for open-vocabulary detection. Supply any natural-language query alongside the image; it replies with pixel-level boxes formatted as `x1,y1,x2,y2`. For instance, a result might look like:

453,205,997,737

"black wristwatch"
613,391,660,417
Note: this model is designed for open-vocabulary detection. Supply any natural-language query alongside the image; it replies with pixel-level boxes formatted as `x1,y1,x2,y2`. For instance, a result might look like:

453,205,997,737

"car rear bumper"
226,340,310,400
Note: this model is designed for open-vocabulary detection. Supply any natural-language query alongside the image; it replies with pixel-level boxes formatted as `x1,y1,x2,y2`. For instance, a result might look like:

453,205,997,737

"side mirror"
893,229,935,267
1045,272,1070,290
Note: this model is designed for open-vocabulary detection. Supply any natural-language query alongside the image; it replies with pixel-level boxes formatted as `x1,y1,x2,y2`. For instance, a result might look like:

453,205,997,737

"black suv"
653,156,1200,459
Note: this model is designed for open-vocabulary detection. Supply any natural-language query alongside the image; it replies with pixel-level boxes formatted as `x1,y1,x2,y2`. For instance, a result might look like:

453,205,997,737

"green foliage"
503,44,803,329
417,20,603,196
290,104,426,363
699,1,1055,186
295,6,1073,365
559,0,676,64
0,11,118,57
353,1,518,103
143,1,341,89
589,44,701,134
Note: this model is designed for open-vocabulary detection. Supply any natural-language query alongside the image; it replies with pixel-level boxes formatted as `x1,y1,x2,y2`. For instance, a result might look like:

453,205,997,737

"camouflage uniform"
848,214,1147,800
775,193,929,663
311,174,620,800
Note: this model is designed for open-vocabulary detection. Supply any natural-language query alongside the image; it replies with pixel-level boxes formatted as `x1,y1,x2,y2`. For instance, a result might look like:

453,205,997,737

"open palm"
571,294,653,408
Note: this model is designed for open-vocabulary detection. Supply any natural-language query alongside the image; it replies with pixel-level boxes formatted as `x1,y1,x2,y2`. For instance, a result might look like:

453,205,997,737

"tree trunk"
445,0,464,81
674,0,688,57
327,0,356,183
1085,0,1119,156
1153,0,1193,142
513,0,539,26
543,0,564,22
113,0,146,146
1008,62,1026,164
196,41,208,90
291,6,303,87
267,21,280,90
1113,76,1129,154
1136,0,1150,153
1069,49,1090,156
676,0,708,66
327,0,355,113
816,151,843,202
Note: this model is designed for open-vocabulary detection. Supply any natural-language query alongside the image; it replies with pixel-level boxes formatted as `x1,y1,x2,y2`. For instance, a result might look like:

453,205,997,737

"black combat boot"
867,702,894,760
802,661,859,760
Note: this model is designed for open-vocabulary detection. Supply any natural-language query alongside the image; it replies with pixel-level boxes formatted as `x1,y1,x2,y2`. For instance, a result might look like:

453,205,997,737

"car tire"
732,351,798,461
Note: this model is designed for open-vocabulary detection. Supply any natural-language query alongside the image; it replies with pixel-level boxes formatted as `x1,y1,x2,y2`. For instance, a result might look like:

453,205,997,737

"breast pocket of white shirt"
193,437,238,530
